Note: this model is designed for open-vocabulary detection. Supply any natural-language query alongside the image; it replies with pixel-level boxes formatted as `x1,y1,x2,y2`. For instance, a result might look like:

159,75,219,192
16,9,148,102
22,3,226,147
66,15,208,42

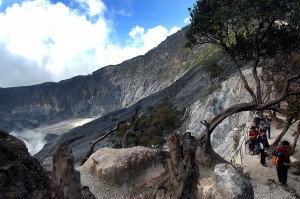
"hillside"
33,53,237,164
0,27,194,131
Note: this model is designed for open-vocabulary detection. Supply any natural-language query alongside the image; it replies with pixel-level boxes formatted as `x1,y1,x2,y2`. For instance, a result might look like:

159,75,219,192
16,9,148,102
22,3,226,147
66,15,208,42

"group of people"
248,114,271,157
248,125,270,165
248,113,291,186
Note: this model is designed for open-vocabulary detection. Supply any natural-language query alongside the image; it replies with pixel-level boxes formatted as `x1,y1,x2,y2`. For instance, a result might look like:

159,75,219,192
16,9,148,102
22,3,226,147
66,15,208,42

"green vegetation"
111,101,185,148
203,58,224,85
187,44,224,69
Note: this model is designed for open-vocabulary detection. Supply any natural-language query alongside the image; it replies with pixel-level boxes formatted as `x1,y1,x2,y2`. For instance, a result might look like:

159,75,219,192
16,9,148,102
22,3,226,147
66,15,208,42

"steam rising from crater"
9,117,97,155
10,129,46,155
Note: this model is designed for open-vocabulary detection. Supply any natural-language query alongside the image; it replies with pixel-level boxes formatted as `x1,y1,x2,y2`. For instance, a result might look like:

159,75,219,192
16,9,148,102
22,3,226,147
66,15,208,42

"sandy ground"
241,120,300,199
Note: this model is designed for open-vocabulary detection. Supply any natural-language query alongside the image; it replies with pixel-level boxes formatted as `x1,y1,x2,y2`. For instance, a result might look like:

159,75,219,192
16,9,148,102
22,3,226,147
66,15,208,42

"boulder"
199,163,254,199
81,146,167,185
78,146,168,199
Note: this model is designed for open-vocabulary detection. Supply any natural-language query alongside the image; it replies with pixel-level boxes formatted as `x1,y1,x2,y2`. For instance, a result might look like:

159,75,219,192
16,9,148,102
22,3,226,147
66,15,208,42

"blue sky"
0,0,195,87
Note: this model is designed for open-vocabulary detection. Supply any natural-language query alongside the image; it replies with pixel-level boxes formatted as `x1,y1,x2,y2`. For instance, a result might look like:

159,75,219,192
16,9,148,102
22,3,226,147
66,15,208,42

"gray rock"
199,163,254,199
0,130,51,199
213,163,254,199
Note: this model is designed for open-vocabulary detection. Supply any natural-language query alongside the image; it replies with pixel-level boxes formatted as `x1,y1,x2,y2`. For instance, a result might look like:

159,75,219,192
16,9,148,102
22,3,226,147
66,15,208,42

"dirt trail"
241,120,300,199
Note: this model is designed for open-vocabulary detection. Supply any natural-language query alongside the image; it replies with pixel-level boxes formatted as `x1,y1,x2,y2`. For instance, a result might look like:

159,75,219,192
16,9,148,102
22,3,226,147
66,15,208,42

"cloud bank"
0,0,180,88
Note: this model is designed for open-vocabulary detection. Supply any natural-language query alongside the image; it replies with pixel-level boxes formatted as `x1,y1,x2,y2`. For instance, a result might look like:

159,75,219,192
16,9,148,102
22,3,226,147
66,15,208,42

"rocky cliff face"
183,68,256,157
1,25,245,166
0,130,51,199
0,28,193,131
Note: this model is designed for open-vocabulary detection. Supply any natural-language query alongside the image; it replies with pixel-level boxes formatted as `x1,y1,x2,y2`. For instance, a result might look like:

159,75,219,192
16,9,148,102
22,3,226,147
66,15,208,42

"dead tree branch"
80,120,126,165
122,109,140,148
80,107,140,165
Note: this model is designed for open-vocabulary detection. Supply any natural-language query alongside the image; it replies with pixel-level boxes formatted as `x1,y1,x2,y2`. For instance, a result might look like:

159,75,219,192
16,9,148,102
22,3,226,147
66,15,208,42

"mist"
10,129,47,155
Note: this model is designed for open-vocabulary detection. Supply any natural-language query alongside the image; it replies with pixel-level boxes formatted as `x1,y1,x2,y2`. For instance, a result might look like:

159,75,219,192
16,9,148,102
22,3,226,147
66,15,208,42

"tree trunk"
168,132,199,198
51,136,83,199
290,121,300,155
270,119,293,152
122,129,133,148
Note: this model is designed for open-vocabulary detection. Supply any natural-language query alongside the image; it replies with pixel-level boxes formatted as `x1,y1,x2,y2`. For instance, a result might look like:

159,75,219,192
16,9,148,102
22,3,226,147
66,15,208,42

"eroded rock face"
81,146,167,185
198,163,254,199
0,130,51,199
78,146,168,199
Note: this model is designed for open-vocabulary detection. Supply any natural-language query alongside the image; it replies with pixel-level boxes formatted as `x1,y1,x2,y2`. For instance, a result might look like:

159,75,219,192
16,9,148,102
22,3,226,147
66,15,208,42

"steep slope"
34,52,236,165
0,25,240,166
0,27,193,131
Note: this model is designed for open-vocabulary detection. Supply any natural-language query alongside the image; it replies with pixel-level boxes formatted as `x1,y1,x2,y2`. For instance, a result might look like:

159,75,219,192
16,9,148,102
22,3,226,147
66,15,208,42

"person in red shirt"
248,126,259,155
276,140,290,186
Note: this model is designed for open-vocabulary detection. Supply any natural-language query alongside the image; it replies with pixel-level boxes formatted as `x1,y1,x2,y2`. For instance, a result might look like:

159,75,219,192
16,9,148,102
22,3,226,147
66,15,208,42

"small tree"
186,0,300,150
203,59,224,85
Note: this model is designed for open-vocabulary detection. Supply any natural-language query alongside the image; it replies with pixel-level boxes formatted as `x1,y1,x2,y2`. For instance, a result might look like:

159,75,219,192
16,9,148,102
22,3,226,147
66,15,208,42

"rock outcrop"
0,130,97,199
0,130,51,199
78,146,168,199
198,163,254,199
78,138,255,199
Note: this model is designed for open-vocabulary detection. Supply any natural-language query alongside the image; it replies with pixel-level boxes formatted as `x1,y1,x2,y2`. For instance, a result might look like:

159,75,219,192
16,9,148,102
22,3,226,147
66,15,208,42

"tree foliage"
203,59,224,85
186,0,300,139
187,0,300,60
112,101,184,147
266,52,300,122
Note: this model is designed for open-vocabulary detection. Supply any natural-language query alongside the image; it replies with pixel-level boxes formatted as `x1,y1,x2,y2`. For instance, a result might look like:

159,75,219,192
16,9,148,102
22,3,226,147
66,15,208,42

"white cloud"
129,25,145,38
184,17,191,24
117,8,132,17
105,25,180,63
75,0,106,16
0,0,180,87
0,42,52,87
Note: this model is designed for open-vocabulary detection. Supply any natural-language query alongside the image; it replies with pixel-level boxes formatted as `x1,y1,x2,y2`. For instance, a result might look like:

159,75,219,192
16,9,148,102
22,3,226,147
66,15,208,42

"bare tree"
80,121,126,165
80,108,139,165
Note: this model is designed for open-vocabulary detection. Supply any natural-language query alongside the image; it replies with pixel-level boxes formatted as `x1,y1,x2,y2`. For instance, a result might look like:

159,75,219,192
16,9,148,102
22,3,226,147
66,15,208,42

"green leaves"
186,0,300,60
113,101,184,147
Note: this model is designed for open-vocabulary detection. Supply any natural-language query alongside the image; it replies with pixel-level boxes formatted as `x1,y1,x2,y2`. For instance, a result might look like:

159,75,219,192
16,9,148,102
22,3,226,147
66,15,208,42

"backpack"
272,150,285,166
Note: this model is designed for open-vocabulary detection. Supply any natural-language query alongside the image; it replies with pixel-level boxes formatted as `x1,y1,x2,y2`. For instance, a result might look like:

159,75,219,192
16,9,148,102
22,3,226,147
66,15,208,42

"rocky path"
77,117,300,199
241,121,300,199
